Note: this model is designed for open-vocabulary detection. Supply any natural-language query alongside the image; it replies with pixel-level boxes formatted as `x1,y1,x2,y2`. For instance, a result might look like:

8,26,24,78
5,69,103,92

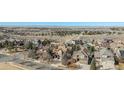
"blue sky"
0,22,124,26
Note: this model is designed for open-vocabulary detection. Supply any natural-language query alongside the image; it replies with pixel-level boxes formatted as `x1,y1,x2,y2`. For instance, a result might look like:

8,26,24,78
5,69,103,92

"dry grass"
0,63,23,70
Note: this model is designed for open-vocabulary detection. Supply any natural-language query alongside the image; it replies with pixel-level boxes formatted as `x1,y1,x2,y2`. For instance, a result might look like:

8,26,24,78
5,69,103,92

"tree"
41,33,44,36
37,40,42,45
74,45,81,51
114,54,119,65
90,56,96,70
108,32,112,35
28,42,34,49
14,45,18,52
87,45,95,65
7,41,14,52
42,39,51,46
88,55,92,65
4,40,9,48
76,45,81,51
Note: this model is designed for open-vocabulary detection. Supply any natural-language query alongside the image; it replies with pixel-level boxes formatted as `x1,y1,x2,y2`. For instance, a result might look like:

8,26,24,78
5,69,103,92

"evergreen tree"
37,40,42,45
90,56,96,70
8,41,14,52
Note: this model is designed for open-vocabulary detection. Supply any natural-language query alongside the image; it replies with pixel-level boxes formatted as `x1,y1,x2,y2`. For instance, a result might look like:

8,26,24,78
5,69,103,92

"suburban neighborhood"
0,26,124,70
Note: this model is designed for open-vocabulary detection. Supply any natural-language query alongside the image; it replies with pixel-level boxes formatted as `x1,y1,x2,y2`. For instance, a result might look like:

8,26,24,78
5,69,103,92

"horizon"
0,22,124,27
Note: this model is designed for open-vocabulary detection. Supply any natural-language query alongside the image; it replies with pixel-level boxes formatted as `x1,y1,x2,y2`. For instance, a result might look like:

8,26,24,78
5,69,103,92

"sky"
0,22,124,27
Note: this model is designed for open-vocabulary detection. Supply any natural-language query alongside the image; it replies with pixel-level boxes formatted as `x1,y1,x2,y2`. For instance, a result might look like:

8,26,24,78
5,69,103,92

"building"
99,48,115,70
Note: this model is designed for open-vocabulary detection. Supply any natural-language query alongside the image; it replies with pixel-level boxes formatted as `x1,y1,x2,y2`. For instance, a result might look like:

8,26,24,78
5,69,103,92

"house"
99,48,115,70
115,48,124,62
